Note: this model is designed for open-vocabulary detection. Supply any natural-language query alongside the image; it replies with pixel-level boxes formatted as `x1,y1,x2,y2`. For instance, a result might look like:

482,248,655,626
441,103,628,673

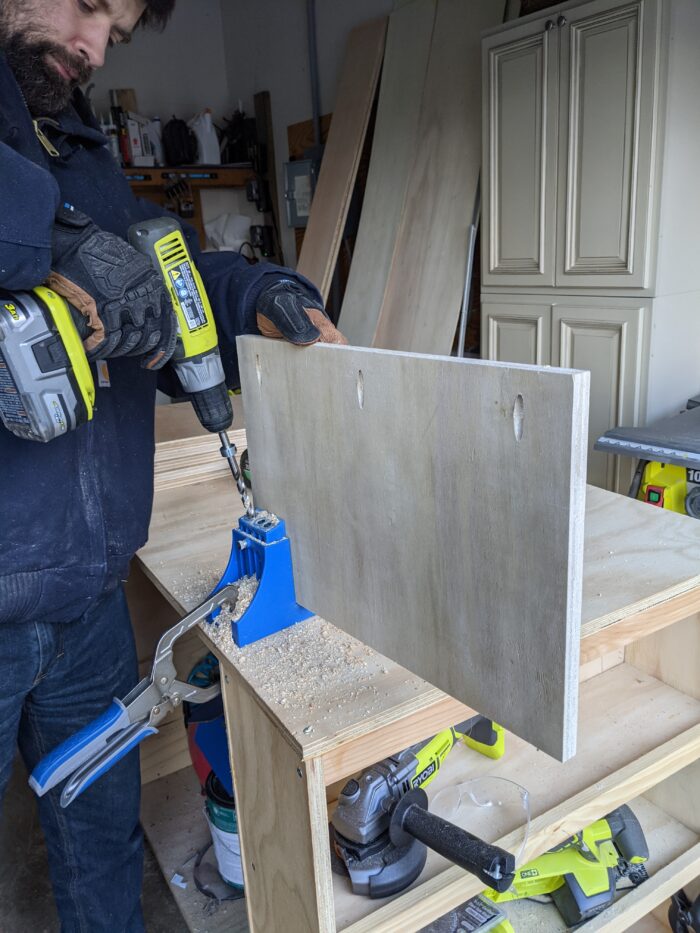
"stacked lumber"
153,400,247,491
154,429,247,492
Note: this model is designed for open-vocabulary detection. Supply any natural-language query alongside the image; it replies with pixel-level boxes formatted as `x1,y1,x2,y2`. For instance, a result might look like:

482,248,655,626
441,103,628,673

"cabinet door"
556,0,661,289
481,298,551,365
552,301,648,492
482,15,559,287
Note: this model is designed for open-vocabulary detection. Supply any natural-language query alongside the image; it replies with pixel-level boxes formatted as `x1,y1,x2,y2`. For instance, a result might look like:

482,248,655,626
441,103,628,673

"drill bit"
219,430,255,518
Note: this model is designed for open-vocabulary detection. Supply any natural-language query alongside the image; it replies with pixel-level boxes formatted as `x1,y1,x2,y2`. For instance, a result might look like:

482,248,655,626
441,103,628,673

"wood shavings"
169,564,224,610
201,601,425,741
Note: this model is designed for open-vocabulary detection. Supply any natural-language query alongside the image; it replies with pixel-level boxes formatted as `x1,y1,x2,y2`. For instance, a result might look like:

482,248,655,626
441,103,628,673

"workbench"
129,408,700,932
124,166,254,249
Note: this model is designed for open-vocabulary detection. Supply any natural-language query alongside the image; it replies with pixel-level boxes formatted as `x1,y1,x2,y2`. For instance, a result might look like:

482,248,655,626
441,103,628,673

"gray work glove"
46,206,177,371
256,278,347,346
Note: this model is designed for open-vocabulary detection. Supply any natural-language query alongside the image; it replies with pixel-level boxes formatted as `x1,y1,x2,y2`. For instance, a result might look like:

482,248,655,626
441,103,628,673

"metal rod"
456,174,481,358
307,0,322,150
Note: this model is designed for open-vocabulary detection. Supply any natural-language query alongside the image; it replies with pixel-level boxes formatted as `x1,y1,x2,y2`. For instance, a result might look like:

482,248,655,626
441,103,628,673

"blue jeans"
0,585,144,932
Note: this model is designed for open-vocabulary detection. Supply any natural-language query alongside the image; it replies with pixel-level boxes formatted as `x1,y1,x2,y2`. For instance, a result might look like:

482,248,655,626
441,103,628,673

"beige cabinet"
482,17,558,287
482,0,660,290
482,0,700,492
483,295,648,492
483,300,551,365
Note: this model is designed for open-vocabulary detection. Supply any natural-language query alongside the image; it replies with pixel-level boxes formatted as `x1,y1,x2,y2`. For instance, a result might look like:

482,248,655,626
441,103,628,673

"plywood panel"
296,18,387,300
337,0,436,346
373,0,502,353
238,337,589,760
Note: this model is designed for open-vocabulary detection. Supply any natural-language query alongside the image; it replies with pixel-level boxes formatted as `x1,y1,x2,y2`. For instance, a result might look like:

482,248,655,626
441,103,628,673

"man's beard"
1,31,93,117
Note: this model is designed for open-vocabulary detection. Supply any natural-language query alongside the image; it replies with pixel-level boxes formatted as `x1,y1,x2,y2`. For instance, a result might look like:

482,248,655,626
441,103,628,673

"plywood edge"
341,722,700,933
580,580,700,663
319,694,473,785
561,369,590,760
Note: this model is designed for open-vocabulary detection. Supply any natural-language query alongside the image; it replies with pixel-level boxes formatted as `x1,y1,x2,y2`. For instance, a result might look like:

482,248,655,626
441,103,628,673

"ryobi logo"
412,762,437,787
520,868,539,878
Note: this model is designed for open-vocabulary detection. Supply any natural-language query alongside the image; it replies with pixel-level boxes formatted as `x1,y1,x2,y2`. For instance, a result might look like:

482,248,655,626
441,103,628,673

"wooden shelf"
124,166,255,248
141,767,248,933
332,663,700,931
467,796,697,933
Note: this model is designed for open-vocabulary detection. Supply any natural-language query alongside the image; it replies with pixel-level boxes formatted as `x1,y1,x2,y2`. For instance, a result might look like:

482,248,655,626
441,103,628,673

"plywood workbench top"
137,468,700,761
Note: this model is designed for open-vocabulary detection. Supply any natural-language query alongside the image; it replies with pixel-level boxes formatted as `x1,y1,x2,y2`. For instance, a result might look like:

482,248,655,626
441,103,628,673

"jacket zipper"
33,119,60,157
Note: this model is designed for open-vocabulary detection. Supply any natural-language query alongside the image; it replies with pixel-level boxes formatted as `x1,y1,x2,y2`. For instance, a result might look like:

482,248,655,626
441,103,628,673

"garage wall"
89,0,231,123
86,0,396,266
219,0,395,267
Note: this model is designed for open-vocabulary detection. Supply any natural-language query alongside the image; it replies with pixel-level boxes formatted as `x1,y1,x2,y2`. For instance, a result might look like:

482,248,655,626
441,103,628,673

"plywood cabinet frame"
202,600,700,933
133,413,700,931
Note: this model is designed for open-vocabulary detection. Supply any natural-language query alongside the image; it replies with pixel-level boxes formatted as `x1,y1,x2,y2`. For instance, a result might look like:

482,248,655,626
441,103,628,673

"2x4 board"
238,337,589,760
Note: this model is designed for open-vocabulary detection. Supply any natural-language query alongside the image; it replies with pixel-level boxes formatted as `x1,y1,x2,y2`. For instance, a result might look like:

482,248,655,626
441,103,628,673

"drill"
127,217,252,515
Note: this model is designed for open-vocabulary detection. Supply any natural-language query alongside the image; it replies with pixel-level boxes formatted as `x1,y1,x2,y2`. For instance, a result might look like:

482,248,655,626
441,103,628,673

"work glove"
256,278,347,346
46,206,177,371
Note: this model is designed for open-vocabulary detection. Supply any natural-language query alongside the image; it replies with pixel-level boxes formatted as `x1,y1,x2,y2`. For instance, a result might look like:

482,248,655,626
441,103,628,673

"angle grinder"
330,718,514,898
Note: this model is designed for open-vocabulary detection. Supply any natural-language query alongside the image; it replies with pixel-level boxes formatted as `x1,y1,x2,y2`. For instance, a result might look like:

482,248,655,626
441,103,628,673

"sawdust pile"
167,565,425,742
197,581,420,739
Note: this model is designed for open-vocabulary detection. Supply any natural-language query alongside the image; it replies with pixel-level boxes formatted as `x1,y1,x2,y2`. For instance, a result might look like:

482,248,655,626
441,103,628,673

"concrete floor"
0,758,187,933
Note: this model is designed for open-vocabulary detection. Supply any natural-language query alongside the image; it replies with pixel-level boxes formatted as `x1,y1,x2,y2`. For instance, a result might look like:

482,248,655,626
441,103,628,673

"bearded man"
0,3,343,929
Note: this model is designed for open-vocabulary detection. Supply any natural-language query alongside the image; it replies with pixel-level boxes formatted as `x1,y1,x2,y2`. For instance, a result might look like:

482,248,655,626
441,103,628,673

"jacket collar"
0,49,106,150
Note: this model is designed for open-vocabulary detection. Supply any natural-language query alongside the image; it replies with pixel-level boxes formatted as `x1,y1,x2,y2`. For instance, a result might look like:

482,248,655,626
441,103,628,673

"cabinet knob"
544,19,554,31
557,14,567,26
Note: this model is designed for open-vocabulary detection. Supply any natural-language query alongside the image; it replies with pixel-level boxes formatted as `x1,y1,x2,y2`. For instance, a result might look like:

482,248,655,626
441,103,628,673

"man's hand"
46,206,177,371
256,278,347,346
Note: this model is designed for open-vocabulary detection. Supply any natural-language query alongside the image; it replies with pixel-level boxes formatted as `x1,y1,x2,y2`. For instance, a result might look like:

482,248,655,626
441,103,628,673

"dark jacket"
0,52,317,624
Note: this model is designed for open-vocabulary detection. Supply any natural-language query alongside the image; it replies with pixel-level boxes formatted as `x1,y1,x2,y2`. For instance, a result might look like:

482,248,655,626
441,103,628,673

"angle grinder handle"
390,788,515,893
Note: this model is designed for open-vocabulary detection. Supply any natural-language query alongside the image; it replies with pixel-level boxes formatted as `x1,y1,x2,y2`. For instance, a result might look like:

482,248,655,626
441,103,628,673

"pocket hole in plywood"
513,394,524,441
255,354,262,386
357,370,365,409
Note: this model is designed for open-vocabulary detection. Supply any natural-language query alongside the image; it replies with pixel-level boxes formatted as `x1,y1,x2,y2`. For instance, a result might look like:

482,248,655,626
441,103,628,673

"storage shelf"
333,664,700,931
141,767,249,933
493,796,697,932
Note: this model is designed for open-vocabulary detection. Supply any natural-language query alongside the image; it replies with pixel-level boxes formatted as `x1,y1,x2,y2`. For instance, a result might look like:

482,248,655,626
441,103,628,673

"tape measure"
0,287,95,443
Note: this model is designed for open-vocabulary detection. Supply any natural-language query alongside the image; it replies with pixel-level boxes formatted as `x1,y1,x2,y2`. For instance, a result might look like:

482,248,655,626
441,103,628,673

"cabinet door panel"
482,18,558,287
557,0,661,288
553,302,647,492
481,299,551,365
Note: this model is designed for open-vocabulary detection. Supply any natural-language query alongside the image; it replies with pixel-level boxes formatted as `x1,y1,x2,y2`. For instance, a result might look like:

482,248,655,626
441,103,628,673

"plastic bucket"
204,771,244,889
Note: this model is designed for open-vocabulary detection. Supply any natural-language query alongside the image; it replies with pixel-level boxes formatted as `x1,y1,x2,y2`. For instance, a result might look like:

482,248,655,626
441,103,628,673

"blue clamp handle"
29,699,131,796
59,720,157,807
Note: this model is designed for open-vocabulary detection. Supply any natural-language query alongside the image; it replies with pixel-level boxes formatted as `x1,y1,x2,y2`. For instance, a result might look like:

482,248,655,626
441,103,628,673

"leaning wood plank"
337,0,436,345
373,0,501,354
296,18,387,300
238,337,589,760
